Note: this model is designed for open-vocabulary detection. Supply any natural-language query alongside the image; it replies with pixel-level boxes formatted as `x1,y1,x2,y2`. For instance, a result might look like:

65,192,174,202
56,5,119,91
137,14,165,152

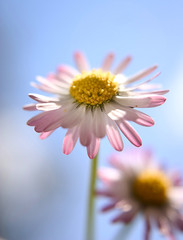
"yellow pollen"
70,69,118,106
132,170,170,206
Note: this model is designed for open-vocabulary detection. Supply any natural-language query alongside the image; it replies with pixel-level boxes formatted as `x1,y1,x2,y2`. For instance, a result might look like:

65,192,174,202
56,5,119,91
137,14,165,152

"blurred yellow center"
133,170,170,206
70,70,118,106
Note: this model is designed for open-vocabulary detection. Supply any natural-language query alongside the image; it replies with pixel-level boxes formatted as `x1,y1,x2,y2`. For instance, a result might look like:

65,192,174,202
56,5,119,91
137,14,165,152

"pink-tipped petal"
126,65,158,84
144,217,151,240
105,103,126,121
74,51,90,72
106,116,123,151
57,64,79,78
37,76,70,94
109,154,126,171
33,77,67,95
35,119,62,133
145,95,166,107
27,111,49,126
157,217,175,240
120,72,160,92
126,108,155,126
98,168,121,183
40,131,54,140
113,56,132,74
47,73,56,81
101,53,115,71
116,120,142,147
63,126,79,155
95,189,114,198
56,73,73,84
169,171,182,186
23,104,37,111
87,135,100,159
112,104,154,127
36,102,61,111
115,95,166,108
50,78,71,89
36,76,61,91
60,104,85,129
101,201,117,212
93,108,106,138
79,110,93,146
31,82,56,94
27,108,65,132
28,93,59,103
134,90,169,95
176,215,183,231
112,210,136,224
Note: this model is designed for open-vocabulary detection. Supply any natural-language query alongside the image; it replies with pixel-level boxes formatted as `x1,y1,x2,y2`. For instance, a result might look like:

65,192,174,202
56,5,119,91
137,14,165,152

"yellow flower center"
132,170,170,206
70,70,118,106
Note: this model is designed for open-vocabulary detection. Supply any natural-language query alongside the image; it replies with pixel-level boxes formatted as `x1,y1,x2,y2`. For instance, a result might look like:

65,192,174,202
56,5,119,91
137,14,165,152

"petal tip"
74,51,82,58
63,150,70,155
108,52,115,58
88,153,97,160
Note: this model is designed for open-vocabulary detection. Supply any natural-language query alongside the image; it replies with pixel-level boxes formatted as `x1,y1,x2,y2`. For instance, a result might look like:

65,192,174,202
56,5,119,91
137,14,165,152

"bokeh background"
1,0,183,239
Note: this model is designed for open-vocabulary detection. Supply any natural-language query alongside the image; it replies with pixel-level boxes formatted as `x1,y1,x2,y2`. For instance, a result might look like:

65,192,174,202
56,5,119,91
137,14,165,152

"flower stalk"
86,153,98,240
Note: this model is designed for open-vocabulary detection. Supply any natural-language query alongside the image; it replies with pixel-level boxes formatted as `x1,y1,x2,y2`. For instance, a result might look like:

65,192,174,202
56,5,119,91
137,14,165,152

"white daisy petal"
118,72,160,92
144,216,151,240
113,56,132,74
109,154,127,171
112,209,137,223
93,108,106,138
28,93,59,103
101,53,115,71
101,201,118,212
105,116,123,151
168,187,183,204
27,108,65,132
137,82,162,90
124,108,155,126
104,101,154,127
50,78,71,88
33,77,70,95
23,103,37,111
129,89,169,96
60,104,85,129
79,109,93,146
36,102,61,111
87,135,100,159
40,131,54,140
116,119,142,147
114,74,127,85
57,64,79,78
114,95,166,108
125,65,158,85
31,82,59,94
62,126,79,155
98,167,121,183
105,103,126,120
74,51,90,72
36,76,61,90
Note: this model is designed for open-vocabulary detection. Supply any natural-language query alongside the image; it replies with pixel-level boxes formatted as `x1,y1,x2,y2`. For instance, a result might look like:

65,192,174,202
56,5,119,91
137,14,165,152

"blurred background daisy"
1,0,183,239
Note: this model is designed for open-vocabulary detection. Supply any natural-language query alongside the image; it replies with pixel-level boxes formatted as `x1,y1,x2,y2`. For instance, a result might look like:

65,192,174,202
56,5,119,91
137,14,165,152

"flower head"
24,52,168,159
97,149,183,239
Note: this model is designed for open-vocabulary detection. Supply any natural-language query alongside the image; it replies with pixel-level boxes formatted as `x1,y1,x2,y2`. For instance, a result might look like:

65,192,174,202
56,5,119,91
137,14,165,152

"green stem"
86,154,98,240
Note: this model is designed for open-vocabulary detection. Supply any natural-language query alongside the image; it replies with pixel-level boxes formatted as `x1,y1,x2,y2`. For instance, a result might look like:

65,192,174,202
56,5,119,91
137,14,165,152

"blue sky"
1,0,183,239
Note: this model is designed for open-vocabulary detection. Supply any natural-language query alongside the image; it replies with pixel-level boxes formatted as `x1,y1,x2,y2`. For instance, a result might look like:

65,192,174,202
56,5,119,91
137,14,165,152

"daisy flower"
24,52,168,159
97,149,183,240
